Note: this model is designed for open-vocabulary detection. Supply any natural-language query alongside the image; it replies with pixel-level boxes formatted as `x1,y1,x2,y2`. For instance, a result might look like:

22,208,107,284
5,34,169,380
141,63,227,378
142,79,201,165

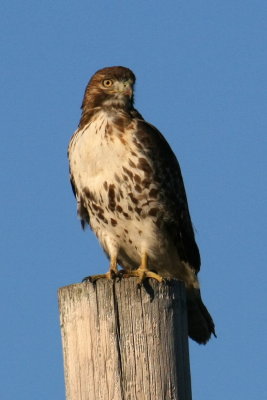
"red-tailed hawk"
68,66,215,344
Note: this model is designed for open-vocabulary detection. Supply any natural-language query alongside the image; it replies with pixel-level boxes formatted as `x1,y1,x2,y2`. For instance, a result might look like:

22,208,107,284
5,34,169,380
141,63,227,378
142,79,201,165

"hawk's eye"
103,79,113,88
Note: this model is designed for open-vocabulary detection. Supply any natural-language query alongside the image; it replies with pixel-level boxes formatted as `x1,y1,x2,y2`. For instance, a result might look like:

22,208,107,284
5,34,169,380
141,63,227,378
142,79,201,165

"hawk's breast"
69,110,181,275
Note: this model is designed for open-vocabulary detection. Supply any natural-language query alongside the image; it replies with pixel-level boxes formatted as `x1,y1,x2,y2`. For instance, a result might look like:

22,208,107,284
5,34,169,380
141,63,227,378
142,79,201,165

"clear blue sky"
1,1,266,399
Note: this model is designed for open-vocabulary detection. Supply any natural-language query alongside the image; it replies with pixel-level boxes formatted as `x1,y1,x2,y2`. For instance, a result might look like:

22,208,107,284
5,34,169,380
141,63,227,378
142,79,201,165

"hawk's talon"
118,253,163,283
83,255,119,282
106,269,118,280
83,273,109,283
83,269,119,283
119,268,163,284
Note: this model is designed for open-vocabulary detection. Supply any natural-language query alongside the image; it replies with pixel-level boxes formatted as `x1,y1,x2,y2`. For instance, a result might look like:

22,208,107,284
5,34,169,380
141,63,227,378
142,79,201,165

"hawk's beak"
124,86,132,97
115,81,132,97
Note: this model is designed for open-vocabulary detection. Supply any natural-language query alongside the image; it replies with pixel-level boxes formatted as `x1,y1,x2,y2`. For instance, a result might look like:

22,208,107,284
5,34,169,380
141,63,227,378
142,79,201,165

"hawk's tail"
186,288,216,344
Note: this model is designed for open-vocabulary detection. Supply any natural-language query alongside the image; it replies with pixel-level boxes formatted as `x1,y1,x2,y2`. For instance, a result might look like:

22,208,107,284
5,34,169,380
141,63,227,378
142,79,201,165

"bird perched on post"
68,66,215,344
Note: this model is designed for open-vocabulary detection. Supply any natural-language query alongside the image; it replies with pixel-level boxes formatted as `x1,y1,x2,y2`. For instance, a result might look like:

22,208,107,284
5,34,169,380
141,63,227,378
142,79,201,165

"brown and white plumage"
68,66,215,344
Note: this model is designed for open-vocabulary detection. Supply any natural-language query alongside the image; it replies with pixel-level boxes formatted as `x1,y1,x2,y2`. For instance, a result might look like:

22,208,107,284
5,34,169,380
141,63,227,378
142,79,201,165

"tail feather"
186,288,216,344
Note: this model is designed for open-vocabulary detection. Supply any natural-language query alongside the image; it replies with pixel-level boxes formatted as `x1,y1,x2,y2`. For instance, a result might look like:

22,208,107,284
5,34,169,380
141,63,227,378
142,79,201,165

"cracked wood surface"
58,277,192,400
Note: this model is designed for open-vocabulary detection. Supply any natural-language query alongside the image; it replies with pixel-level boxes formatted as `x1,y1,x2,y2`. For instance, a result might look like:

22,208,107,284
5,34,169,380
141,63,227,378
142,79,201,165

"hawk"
68,66,215,344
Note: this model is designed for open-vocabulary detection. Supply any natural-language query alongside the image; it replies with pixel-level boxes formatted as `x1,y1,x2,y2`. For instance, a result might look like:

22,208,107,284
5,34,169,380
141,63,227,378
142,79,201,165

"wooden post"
58,277,192,400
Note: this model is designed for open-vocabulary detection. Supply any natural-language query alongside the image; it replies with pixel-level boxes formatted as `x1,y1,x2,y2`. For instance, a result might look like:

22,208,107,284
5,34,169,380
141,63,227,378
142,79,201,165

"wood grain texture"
58,278,192,400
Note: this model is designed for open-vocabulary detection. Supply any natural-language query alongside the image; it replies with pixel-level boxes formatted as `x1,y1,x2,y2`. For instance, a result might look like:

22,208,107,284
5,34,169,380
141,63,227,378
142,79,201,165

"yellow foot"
84,269,118,283
83,255,118,282
120,268,163,284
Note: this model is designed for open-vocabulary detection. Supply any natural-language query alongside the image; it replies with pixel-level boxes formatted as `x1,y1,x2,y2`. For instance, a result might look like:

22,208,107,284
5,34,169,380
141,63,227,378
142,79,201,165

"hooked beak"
114,81,132,97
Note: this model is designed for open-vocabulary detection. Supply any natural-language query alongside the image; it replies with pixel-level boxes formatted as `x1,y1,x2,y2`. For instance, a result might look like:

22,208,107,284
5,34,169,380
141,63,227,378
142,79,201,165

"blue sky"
1,1,266,399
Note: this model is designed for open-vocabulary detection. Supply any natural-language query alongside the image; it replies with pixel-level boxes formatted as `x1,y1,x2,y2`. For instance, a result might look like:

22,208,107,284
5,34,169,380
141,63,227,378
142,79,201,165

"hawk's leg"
106,255,119,279
84,255,119,282
121,253,163,284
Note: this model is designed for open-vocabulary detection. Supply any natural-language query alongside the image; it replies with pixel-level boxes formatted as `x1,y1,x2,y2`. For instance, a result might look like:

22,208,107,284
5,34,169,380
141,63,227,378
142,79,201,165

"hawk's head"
81,66,136,112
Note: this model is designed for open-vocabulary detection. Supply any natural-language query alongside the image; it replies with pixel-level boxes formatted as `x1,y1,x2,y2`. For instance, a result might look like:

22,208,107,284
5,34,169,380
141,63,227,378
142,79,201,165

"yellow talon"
83,255,118,282
120,253,163,283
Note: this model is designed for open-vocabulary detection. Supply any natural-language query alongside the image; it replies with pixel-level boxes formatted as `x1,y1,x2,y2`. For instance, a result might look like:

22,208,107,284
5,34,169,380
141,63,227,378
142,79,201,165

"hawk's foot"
120,268,163,284
84,270,118,283
83,256,118,282
120,252,164,284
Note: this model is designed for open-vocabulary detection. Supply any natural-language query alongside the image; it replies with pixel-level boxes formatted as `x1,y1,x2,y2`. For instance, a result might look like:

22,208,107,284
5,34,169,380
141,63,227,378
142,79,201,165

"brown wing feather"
69,171,90,229
134,119,201,273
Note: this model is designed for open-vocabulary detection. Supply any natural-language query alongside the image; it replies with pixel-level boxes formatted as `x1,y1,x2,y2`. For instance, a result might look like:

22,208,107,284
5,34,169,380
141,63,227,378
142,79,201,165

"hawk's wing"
134,118,201,273
69,166,90,230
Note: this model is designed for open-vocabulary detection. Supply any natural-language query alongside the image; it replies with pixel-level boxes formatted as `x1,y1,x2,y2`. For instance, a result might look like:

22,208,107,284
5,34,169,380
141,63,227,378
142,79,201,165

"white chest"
69,112,133,193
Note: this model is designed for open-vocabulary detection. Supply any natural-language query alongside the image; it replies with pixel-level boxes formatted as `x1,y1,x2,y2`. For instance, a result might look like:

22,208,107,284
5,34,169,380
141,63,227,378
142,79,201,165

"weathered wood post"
58,277,192,400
